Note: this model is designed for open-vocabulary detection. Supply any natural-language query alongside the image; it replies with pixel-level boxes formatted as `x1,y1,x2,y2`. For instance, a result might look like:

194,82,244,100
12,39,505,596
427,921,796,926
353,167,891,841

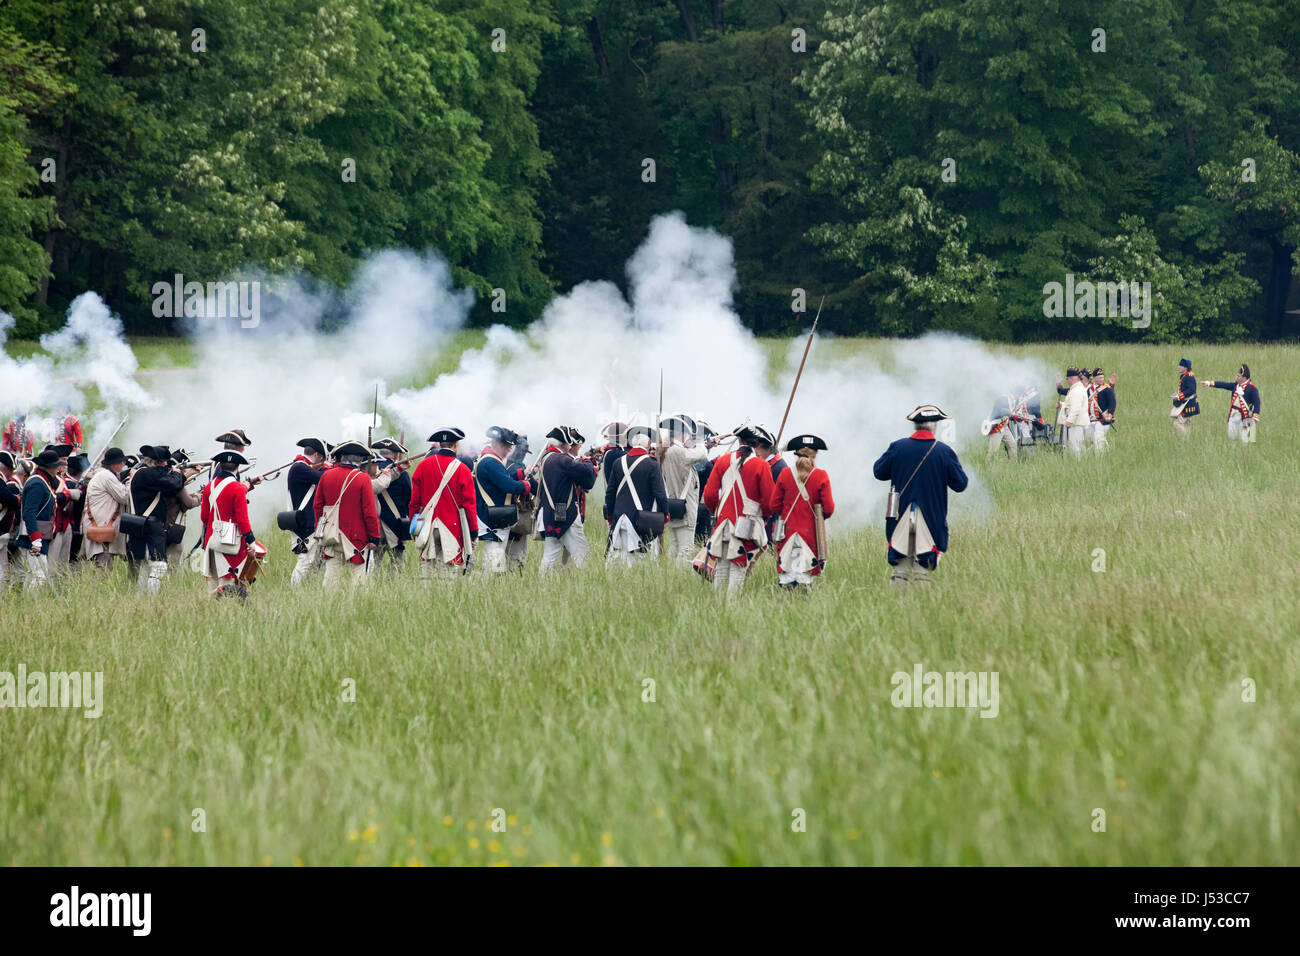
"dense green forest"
2,0,1298,341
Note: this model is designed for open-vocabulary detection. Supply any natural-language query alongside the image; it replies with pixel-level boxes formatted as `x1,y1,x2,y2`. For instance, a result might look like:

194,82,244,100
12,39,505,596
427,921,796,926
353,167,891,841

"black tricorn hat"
547,425,583,445
33,449,62,468
0,450,15,469
1065,366,1081,378
296,437,328,457
212,450,249,468
102,447,127,466
43,443,73,459
785,434,827,452
625,424,655,444
215,428,251,446
427,426,466,444
139,444,171,462
485,425,519,447
372,436,408,456
601,421,629,444
659,414,697,436
331,440,369,459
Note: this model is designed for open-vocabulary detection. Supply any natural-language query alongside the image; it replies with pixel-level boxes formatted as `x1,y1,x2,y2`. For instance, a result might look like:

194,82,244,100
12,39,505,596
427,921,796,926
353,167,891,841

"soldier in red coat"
409,426,478,578
770,434,835,589
313,440,381,589
56,407,84,454
696,423,777,597
2,415,35,457
199,451,264,599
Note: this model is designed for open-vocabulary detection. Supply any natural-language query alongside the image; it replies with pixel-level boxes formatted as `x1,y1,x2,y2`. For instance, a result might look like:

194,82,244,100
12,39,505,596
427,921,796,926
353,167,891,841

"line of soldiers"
262,416,839,599
0,429,257,593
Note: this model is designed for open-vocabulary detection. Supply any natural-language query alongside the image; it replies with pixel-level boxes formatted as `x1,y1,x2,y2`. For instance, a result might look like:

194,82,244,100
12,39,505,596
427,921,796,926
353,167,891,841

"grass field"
1,340,1297,866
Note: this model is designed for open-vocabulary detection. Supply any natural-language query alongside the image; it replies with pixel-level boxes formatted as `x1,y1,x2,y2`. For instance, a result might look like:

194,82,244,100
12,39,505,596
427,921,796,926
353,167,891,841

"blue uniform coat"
872,432,968,567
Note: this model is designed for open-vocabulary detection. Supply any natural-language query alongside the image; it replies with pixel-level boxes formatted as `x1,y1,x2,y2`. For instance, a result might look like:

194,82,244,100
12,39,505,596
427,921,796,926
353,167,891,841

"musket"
774,295,823,449
813,502,828,571
389,449,432,470
656,368,664,461
89,415,129,471
180,461,217,484
656,367,668,563
253,459,298,481
368,385,378,450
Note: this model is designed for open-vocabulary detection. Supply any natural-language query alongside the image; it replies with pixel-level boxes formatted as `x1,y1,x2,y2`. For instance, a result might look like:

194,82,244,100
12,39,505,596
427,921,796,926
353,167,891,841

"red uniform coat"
313,464,381,563
770,465,835,574
58,414,84,448
200,473,253,575
702,451,776,529
410,450,478,556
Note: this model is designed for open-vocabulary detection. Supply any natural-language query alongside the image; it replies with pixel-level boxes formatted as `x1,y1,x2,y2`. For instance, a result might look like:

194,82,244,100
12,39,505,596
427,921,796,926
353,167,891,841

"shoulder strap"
716,454,757,518
536,451,556,509
207,477,236,521
896,442,937,497
419,458,463,520
781,468,812,525
538,450,571,510
142,490,163,518
473,455,510,508
618,455,648,511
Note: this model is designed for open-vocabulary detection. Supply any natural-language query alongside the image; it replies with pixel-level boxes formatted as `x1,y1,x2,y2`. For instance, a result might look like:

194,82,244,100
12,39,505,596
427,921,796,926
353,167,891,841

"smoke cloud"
5,213,1049,532
386,212,1050,529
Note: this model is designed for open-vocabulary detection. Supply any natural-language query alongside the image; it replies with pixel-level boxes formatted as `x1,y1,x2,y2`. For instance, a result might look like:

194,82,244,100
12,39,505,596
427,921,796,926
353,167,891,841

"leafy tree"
0,25,72,327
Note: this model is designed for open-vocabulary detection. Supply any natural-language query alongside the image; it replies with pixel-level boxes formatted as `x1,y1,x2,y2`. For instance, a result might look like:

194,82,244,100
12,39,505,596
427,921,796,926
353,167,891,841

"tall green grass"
0,341,1295,865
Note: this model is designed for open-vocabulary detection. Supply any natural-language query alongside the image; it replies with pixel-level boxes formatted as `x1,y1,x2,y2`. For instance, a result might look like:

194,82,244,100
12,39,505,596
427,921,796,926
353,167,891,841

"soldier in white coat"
658,414,706,563
80,447,131,571
1057,367,1089,458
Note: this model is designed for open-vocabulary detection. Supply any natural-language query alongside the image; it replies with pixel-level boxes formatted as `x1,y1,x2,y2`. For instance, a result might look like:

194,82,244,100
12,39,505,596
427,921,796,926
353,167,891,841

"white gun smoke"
4,213,1050,532
386,212,1051,530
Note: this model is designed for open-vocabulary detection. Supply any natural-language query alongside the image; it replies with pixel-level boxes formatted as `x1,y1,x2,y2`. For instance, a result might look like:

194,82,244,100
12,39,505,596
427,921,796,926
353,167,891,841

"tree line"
2,0,1297,341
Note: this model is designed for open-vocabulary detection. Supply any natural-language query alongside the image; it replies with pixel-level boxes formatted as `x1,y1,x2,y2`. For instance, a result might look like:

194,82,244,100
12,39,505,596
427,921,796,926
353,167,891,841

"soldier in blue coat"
872,404,969,588
287,437,328,586
1202,363,1261,443
605,425,670,566
370,437,413,571
1171,358,1199,436
536,426,596,574
474,425,534,573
